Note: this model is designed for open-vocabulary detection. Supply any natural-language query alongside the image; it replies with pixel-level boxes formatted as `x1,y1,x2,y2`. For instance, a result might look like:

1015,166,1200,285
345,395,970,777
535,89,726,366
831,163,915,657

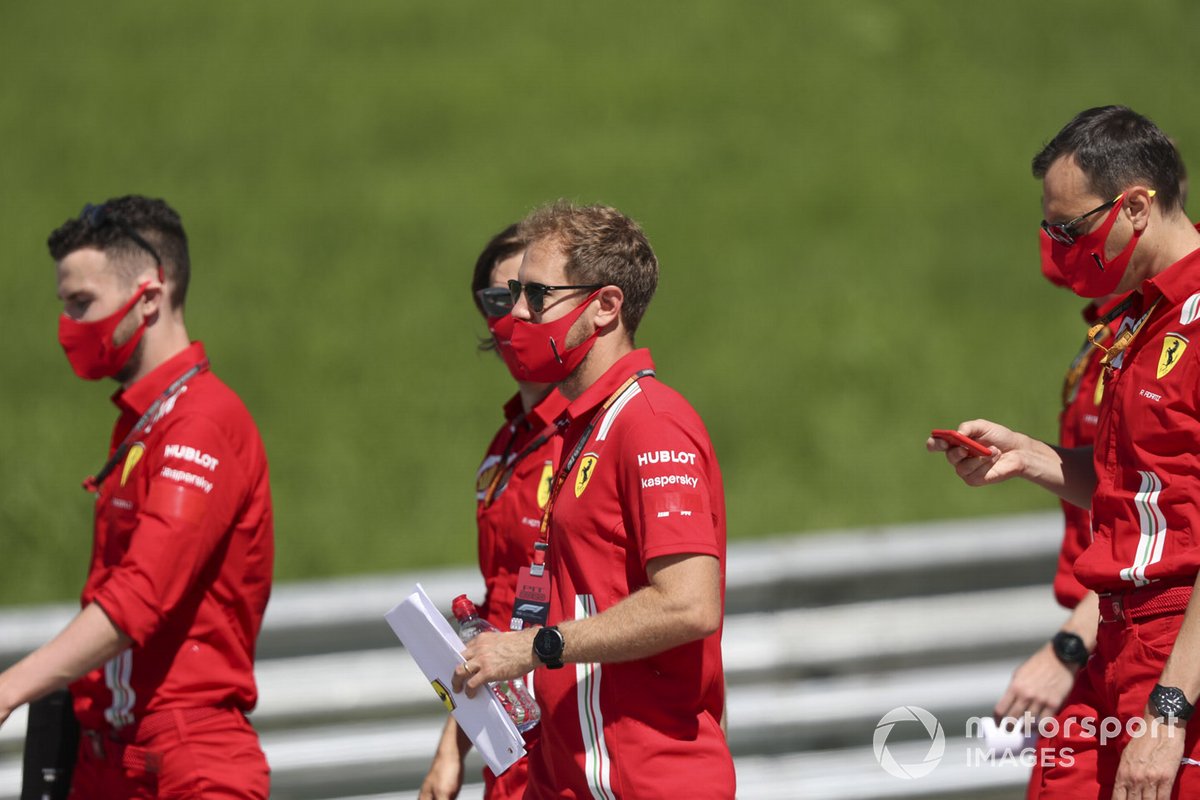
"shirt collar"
500,388,570,430
113,341,209,417
528,388,569,429
1141,245,1200,309
561,348,656,424
502,393,524,423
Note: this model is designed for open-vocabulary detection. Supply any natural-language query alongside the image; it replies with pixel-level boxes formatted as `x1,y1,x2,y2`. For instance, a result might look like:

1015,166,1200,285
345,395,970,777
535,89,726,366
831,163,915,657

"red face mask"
1046,196,1143,299
58,282,150,380
1038,229,1068,288
487,311,526,382
487,290,601,383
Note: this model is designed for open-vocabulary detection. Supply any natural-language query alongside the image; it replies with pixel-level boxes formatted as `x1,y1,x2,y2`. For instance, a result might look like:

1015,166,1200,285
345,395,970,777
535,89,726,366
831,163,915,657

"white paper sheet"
384,583,526,775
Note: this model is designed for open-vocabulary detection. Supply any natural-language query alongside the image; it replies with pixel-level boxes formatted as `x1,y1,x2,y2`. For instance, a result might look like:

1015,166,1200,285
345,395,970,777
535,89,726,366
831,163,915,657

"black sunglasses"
79,203,163,266
476,287,515,318
1040,194,1122,246
507,280,603,313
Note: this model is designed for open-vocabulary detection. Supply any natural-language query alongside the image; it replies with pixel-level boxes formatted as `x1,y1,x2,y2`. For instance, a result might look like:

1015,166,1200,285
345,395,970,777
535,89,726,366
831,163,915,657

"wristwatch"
1150,684,1195,721
1051,632,1089,667
533,626,565,669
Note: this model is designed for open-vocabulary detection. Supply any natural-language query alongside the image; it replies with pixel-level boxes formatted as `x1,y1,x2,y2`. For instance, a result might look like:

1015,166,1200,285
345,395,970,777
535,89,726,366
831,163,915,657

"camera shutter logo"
873,705,945,779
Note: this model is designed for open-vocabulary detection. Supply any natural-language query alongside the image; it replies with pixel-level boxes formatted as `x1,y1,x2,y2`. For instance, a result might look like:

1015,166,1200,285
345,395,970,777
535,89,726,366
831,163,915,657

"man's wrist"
533,626,565,669
1148,684,1195,722
1051,631,1089,669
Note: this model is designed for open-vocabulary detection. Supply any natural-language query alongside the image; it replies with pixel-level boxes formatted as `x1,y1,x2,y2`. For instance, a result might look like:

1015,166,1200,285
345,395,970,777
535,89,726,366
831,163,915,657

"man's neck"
1139,215,1200,282
517,382,552,414
559,337,634,401
121,323,192,389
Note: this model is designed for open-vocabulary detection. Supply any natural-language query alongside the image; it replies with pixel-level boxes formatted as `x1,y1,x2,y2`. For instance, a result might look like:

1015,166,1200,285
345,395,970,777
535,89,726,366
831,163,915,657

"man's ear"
594,285,624,332
1126,186,1156,231
138,270,167,324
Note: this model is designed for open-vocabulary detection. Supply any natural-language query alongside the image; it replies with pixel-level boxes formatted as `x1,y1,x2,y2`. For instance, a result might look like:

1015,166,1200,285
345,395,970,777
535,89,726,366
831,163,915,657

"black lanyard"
531,368,655,572
482,415,555,508
83,360,209,493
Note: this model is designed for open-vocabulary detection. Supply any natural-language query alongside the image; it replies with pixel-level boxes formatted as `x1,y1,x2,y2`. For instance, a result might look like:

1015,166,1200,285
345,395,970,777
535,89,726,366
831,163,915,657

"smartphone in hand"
930,429,993,458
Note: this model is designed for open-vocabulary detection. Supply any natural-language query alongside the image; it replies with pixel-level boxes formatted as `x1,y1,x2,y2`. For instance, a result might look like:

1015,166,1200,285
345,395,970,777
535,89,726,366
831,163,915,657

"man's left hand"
451,629,537,697
1112,712,1186,800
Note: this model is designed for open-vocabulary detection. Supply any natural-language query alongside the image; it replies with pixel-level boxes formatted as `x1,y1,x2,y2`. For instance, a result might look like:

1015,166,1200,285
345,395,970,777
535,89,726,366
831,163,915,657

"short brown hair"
518,200,658,336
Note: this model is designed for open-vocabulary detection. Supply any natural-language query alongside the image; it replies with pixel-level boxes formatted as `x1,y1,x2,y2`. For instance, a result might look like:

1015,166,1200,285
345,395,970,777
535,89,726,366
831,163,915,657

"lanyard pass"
511,542,551,630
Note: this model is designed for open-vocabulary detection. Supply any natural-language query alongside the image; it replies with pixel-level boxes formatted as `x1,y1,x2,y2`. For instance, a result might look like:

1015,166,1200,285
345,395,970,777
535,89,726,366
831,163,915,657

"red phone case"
930,429,992,458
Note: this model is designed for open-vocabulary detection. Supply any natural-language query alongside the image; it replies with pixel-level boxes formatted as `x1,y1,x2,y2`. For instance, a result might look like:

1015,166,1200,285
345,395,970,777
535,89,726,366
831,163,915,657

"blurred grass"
1,1,1197,604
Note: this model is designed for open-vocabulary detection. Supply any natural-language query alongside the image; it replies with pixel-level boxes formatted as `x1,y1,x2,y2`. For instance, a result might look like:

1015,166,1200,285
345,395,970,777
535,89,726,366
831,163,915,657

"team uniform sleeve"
618,414,721,567
93,415,244,646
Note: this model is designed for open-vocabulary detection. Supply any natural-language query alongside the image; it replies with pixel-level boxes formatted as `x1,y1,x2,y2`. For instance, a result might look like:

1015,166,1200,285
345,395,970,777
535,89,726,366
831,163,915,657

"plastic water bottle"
452,595,541,733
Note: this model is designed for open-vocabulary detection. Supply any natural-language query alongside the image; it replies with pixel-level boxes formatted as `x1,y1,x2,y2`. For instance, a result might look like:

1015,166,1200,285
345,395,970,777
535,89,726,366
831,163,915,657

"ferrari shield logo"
1158,334,1188,379
120,443,145,487
537,460,554,508
431,679,456,712
574,454,599,498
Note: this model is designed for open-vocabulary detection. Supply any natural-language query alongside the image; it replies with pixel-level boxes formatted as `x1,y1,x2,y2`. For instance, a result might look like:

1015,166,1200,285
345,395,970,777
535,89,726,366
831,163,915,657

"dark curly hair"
48,195,191,309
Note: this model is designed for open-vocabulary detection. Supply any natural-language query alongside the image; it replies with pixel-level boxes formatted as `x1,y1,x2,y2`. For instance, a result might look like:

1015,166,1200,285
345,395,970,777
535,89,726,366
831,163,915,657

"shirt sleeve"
618,414,721,567
93,414,245,646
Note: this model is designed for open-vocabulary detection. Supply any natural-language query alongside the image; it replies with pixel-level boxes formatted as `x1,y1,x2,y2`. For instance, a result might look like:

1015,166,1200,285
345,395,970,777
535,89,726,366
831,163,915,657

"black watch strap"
1051,631,1089,667
534,626,565,669
1150,684,1195,721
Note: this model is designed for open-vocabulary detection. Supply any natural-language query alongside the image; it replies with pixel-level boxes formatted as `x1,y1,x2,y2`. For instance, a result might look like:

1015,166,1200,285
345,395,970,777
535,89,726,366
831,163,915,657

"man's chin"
113,342,145,385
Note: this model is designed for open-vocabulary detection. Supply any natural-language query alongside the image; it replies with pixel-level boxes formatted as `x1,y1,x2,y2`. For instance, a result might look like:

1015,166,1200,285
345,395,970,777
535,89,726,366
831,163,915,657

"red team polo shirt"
72,342,274,732
1075,247,1200,592
525,349,735,800
1052,298,1125,608
473,389,566,800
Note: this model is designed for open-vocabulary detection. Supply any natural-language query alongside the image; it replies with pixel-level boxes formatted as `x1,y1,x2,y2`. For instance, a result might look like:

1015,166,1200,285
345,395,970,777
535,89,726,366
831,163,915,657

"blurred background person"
0,196,274,798
419,224,566,800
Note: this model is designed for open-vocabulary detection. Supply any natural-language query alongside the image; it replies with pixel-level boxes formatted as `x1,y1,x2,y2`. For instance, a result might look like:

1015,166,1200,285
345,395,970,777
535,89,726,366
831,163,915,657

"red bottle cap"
451,594,478,621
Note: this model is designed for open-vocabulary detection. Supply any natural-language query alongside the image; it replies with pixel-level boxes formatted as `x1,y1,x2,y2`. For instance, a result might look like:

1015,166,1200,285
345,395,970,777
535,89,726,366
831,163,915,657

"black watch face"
535,628,562,659
1154,686,1192,719
1053,633,1088,665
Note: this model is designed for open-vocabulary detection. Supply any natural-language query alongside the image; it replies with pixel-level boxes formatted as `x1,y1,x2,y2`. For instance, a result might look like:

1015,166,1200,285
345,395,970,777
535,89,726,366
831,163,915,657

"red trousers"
1031,599,1200,799
69,707,268,799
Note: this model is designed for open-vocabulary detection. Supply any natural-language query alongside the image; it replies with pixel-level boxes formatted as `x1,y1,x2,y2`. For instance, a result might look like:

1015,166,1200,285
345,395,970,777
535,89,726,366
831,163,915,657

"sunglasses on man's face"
476,287,515,318
1040,195,1122,247
507,280,604,314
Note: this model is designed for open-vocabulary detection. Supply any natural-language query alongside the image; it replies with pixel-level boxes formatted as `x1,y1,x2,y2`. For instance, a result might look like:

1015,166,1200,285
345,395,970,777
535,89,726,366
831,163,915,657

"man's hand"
418,752,464,800
418,717,470,800
1112,712,1186,800
994,642,1077,727
451,629,538,698
926,419,1096,507
926,420,1026,487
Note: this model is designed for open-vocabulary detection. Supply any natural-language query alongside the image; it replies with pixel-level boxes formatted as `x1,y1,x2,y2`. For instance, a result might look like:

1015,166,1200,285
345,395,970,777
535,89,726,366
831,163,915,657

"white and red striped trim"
574,594,615,800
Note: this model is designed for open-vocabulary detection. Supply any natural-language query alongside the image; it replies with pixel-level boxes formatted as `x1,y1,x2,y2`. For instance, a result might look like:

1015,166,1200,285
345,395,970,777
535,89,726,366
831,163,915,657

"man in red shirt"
931,107,1200,798
454,201,735,799
420,224,566,800
0,196,273,798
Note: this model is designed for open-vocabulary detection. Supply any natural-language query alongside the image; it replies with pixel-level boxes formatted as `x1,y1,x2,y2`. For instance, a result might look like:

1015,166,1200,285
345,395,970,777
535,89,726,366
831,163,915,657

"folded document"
384,584,526,775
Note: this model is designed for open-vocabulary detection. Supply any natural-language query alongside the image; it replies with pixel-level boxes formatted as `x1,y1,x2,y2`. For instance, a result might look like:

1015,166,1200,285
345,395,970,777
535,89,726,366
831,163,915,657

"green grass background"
2,1,1197,605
